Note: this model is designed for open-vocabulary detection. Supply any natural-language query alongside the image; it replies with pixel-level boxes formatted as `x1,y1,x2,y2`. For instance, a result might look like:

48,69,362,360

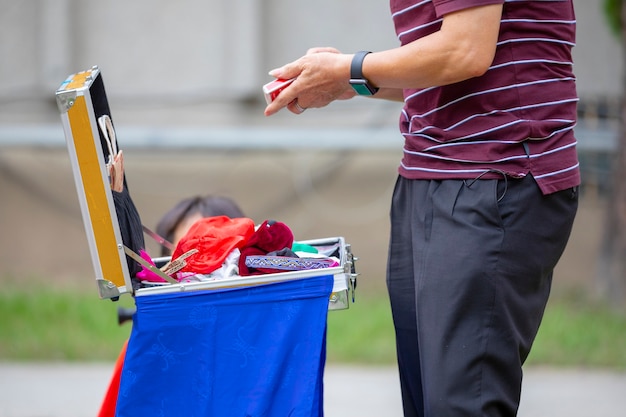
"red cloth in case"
171,216,255,275
239,220,294,276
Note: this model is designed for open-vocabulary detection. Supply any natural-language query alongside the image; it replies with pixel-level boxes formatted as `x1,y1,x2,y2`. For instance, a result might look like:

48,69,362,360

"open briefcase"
55,65,357,309
56,66,358,416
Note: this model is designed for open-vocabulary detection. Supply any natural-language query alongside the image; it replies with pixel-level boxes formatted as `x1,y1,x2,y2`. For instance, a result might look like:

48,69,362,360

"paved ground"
1,363,625,417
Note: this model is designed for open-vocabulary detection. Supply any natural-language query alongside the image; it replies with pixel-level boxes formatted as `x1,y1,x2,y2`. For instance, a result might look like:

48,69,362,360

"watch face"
350,80,377,96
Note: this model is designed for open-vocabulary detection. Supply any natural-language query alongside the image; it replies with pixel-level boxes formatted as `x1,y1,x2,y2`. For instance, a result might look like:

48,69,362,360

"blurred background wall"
0,0,621,297
1,0,619,130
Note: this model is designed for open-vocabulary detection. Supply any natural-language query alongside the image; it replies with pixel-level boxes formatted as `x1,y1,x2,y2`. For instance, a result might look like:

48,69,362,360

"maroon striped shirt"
390,0,580,194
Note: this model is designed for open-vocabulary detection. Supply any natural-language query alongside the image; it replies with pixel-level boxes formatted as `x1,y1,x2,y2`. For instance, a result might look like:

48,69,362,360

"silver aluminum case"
56,66,356,310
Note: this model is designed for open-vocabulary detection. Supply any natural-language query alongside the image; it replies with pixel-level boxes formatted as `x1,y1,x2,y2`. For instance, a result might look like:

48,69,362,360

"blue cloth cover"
116,274,333,417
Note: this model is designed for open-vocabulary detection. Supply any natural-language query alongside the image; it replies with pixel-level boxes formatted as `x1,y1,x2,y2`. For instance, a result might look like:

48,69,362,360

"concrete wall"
0,0,399,129
0,0,621,130
572,0,622,100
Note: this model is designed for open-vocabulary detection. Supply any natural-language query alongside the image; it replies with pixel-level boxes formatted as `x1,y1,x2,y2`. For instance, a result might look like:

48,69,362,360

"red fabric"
97,339,128,417
239,220,294,276
172,216,255,275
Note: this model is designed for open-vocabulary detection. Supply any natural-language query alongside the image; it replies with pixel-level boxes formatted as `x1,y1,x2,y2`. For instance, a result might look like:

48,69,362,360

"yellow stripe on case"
68,95,127,291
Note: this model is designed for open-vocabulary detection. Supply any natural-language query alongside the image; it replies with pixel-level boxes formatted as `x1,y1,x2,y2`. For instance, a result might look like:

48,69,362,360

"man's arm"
264,4,503,115
365,4,503,90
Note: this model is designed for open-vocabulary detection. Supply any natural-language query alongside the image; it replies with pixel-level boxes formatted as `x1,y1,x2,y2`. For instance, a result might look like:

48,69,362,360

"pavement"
1,363,625,417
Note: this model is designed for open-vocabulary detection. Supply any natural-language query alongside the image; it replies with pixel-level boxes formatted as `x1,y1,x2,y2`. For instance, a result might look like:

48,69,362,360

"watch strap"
351,51,371,80
350,51,378,96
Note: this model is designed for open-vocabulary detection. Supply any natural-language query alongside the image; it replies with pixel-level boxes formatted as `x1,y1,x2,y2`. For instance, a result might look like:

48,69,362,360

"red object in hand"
263,78,295,104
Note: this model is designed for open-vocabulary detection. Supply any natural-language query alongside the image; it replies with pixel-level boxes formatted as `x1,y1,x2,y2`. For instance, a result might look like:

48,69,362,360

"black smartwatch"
349,51,379,96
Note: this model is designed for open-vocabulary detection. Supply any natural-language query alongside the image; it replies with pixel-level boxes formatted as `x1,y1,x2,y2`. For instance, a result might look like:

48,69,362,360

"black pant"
386,175,578,417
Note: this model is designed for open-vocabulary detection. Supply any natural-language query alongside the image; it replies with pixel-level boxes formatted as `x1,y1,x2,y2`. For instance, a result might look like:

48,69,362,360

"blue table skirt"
116,274,333,417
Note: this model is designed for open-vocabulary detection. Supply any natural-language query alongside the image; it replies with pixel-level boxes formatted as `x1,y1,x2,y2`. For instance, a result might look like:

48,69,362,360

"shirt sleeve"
433,0,504,18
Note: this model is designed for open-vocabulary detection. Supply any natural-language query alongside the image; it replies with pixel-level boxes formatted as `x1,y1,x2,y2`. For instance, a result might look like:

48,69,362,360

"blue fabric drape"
116,274,333,417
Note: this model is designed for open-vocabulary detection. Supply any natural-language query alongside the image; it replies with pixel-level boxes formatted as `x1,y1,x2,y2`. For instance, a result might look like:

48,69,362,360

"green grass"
327,295,397,364
0,286,133,361
1,286,625,369
526,296,626,368
328,295,626,369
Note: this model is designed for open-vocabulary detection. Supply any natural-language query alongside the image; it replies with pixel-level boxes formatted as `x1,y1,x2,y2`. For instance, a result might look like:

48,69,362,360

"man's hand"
264,49,354,116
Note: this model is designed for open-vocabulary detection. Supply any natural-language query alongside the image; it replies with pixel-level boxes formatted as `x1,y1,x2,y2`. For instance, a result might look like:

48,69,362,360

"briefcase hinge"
56,90,77,114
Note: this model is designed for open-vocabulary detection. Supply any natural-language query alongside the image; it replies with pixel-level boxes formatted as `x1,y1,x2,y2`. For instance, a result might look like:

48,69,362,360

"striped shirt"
390,0,580,194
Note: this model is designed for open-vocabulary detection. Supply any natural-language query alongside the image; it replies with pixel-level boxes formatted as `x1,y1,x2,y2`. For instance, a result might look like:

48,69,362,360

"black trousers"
386,175,578,417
